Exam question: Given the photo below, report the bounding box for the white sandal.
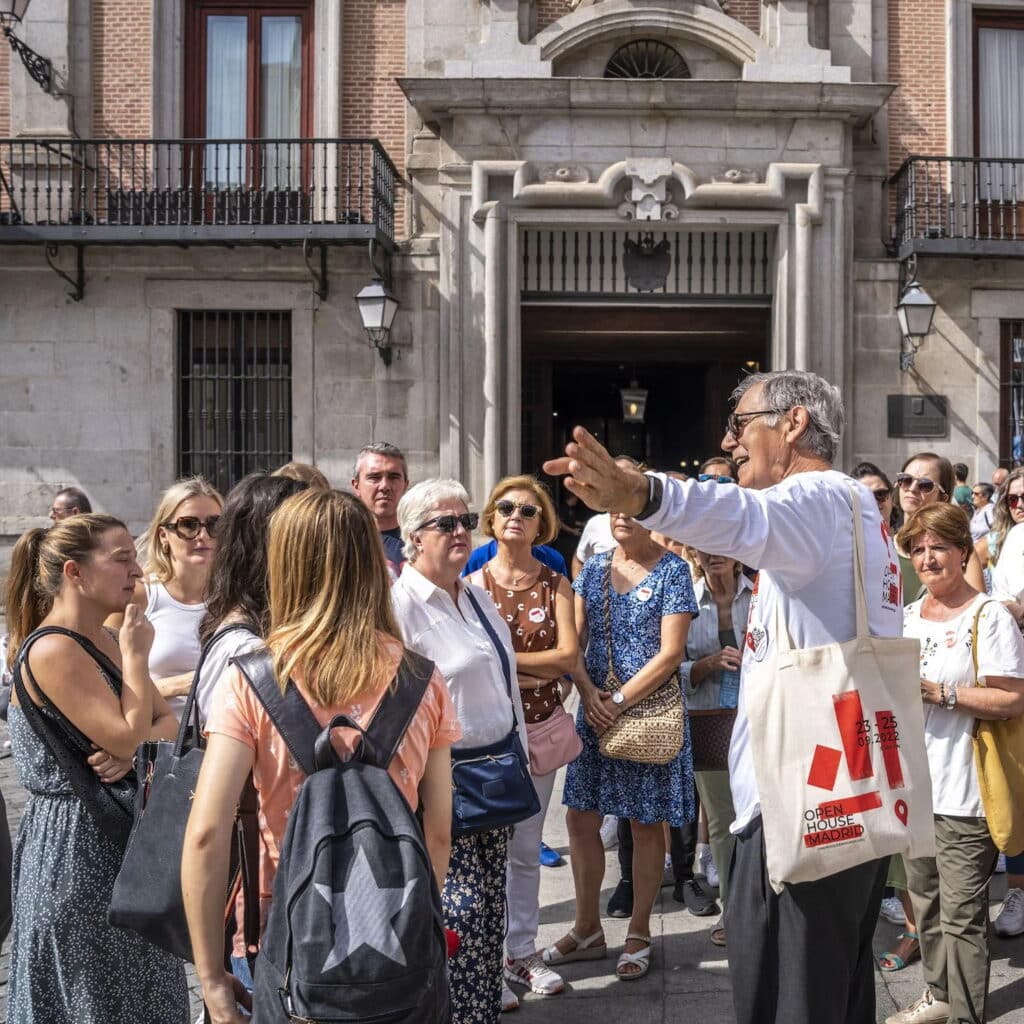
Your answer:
[615,933,651,981]
[542,928,607,965]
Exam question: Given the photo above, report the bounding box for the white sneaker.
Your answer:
[879,895,906,925]
[885,990,951,1024]
[501,980,520,1012]
[699,844,720,889]
[995,887,1024,937]
[505,954,565,995]
[995,852,1007,873]
[599,815,619,850]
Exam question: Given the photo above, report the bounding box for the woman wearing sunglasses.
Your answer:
[853,462,898,533]
[977,467,1024,578]
[392,479,529,1024]
[467,476,579,1007]
[895,453,986,600]
[125,477,223,718]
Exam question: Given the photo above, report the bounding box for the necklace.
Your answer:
[490,560,535,590]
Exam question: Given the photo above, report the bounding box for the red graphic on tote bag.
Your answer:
[802,690,907,849]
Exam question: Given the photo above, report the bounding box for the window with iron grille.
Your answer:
[178,310,293,493]
[1000,319,1024,467]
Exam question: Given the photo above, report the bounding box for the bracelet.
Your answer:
[939,682,946,707]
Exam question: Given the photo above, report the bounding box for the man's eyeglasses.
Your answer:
[725,409,782,440]
[495,500,539,519]
[162,515,220,540]
[698,474,735,485]
[894,474,945,497]
[416,512,479,534]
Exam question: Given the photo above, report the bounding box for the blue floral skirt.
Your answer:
[563,704,695,827]
[442,828,509,1024]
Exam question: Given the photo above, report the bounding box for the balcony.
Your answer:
[0,137,399,247]
[890,156,1024,259]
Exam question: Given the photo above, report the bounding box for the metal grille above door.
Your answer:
[178,310,292,493]
[520,228,773,302]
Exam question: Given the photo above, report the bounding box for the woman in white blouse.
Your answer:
[681,546,751,947]
[392,479,527,1024]
[889,503,1024,1024]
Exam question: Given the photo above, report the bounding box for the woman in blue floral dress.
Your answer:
[543,513,696,982]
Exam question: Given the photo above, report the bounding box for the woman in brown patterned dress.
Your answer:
[468,476,579,1010]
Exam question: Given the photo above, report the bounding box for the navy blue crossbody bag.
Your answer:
[450,589,540,836]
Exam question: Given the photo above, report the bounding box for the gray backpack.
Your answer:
[233,649,451,1024]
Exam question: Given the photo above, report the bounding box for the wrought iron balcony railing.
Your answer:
[890,156,1024,258]
[0,137,399,246]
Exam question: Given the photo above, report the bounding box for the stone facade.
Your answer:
[0,0,1022,552]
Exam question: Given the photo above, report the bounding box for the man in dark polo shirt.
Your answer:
[351,442,409,574]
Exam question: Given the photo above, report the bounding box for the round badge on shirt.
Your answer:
[528,607,546,623]
[636,586,653,603]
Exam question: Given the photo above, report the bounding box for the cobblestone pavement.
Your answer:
[1,717,1022,1023]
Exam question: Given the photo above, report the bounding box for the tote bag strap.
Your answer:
[768,481,872,653]
[845,482,871,640]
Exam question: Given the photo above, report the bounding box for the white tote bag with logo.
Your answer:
[744,485,935,893]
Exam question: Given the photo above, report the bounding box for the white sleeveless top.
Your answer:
[145,580,206,716]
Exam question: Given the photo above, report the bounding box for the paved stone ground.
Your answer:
[0,716,1022,1023]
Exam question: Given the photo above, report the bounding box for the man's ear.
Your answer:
[783,406,812,445]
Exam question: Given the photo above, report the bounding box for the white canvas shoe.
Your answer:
[885,990,951,1024]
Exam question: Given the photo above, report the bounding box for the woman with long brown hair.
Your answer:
[5,516,187,1024]
[182,490,459,1024]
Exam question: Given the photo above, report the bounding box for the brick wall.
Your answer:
[0,42,9,139]
[92,0,153,137]
[342,0,407,236]
[536,0,574,32]
[726,1,760,35]
[887,0,947,169]
[537,1,759,34]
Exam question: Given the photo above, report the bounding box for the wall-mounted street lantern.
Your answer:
[620,380,648,423]
[355,277,400,367]
[1,1,53,94]
[896,276,937,372]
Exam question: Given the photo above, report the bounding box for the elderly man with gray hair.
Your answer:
[545,369,901,1024]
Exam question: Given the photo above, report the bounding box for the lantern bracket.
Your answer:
[44,243,84,302]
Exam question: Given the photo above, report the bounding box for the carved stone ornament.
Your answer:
[621,157,675,221]
[538,163,591,184]
[711,168,761,184]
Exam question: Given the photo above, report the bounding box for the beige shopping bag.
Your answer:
[745,484,935,893]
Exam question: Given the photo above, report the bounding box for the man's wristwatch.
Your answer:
[635,473,664,521]
[611,691,626,706]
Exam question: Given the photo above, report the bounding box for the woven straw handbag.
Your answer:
[596,560,685,766]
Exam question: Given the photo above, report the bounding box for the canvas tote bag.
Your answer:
[745,483,934,893]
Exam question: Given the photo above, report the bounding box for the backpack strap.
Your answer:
[361,650,435,771]
[232,649,320,777]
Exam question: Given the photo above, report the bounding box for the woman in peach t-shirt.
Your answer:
[182,490,461,1024]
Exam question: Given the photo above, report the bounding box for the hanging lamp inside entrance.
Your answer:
[621,381,648,424]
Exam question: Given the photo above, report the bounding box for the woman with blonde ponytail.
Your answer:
[4,516,187,1024]
[183,490,460,1024]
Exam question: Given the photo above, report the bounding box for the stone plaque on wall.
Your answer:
[887,395,949,439]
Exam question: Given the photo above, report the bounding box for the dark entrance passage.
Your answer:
[522,304,771,478]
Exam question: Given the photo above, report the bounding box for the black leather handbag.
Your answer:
[108,624,259,964]
[450,590,540,837]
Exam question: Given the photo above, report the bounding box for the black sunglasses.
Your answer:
[162,515,220,539]
[895,473,944,496]
[698,474,735,484]
[871,487,892,502]
[417,512,479,534]
[495,499,539,519]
